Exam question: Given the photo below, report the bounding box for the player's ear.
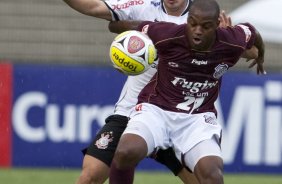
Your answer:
[216,19,220,27]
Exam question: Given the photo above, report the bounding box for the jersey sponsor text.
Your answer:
[112,0,144,10]
[171,77,218,93]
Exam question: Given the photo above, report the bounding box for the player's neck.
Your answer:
[163,1,188,17]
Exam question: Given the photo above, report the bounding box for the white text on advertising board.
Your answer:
[12,81,282,166]
[12,91,114,143]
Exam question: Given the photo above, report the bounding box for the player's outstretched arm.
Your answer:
[63,0,112,20]
[248,29,266,75]
[108,20,142,34]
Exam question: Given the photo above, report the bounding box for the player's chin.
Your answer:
[191,39,204,50]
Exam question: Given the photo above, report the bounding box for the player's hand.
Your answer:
[219,10,232,28]
[248,29,266,75]
[245,47,266,75]
[242,46,266,75]
[247,56,266,75]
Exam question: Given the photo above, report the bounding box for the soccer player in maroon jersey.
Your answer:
[111,0,265,183]
[64,0,258,183]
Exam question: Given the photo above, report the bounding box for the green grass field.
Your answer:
[1,168,282,184]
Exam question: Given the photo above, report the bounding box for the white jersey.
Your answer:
[105,0,192,116]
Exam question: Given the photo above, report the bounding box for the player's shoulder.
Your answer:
[157,22,185,38]
[216,23,255,48]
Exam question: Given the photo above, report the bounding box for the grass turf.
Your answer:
[1,168,282,184]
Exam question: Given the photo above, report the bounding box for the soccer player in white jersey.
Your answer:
[64,0,200,183]
[63,0,258,183]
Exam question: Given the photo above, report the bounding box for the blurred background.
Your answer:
[0,0,282,183]
[0,0,281,69]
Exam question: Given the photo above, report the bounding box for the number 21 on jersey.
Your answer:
[176,96,205,113]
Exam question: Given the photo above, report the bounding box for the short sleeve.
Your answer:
[235,23,256,49]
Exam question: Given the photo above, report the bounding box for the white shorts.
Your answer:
[184,137,222,171]
[123,103,222,170]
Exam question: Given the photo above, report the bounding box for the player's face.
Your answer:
[186,8,219,51]
[163,0,188,16]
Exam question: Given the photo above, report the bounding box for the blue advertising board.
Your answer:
[11,64,126,168]
[1,63,282,173]
[219,72,282,173]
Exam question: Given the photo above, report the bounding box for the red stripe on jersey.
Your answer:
[0,63,13,167]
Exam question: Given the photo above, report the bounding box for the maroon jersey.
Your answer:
[137,21,256,115]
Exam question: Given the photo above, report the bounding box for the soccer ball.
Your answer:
[109,30,157,76]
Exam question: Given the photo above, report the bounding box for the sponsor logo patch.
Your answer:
[151,1,161,7]
[191,59,208,65]
[112,0,144,10]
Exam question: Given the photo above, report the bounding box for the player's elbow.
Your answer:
[242,46,258,59]
[109,21,123,34]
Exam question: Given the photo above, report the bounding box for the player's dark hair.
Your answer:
[190,0,220,20]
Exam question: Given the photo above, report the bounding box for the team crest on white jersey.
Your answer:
[95,132,114,149]
[213,64,228,79]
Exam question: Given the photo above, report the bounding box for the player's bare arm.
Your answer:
[108,20,143,34]
[109,10,232,34]
[248,29,265,74]
[241,46,258,59]
[63,0,112,20]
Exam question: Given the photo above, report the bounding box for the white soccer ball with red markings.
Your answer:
[109,30,157,76]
